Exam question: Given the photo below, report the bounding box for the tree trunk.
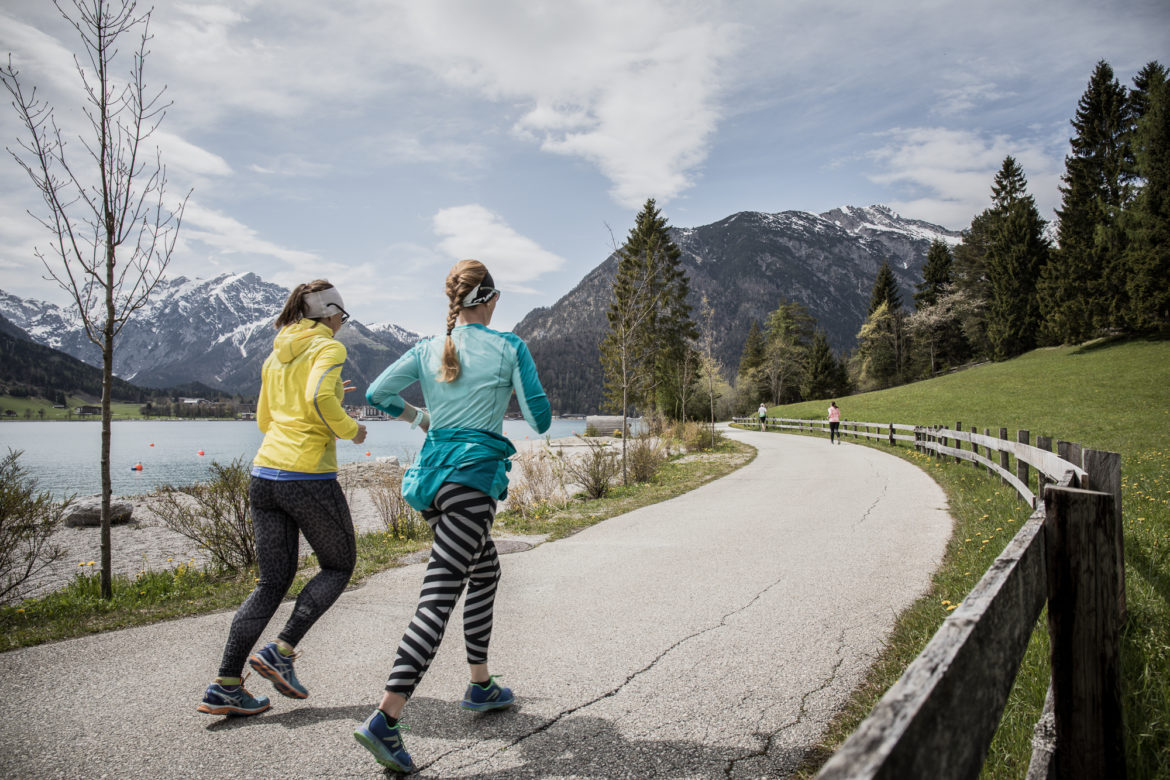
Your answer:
[100,250,115,600]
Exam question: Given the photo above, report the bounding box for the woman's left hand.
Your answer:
[342,380,357,394]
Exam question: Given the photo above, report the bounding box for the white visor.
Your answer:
[302,287,346,319]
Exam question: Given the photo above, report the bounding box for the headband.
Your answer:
[302,287,346,319]
[461,270,498,307]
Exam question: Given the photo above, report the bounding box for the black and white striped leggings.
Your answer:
[386,483,501,699]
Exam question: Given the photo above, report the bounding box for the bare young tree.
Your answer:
[698,295,720,444]
[2,0,189,598]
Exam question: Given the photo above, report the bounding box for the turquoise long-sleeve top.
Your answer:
[366,323,551,510]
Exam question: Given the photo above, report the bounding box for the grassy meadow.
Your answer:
[769,337,1169,778]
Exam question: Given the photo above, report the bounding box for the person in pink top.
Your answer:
[828,401,841,444]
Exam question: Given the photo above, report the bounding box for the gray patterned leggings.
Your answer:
[385,483,501,699]
[216,477,356,678]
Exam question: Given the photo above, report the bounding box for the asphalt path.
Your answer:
[0,426,952,779]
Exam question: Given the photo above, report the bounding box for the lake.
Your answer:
[0,418,586,499]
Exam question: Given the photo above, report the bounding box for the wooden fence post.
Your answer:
[1000,428,1011,487]
[1083,449,1126,623]
[1044,485,1125,780]
[889,423,895,447]
[1037,436,1053,494]
[1017,430,1030,496]
[955,420,963,463]
[1058,442,1083,484]
[971,426,978,468]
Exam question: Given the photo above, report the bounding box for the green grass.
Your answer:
[764,337,1169,779]
[0,531,432,652]
[0,394,167,421]
[0,438,754,653]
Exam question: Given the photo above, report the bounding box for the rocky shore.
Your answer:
[18,436,605,601]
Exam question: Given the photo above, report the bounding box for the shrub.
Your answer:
[563,436,621,499]
[508,447,569,519]
[626,436,667,483]
[151,457,255,573]
[583,422,600,437]
[680,421,724,452]
[0,449,70,605]
[369,467,428,540]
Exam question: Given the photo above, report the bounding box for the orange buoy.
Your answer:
[133,463,143,471]
[365,451,371,456]
[197,450,205,456]
[149,443,155,447]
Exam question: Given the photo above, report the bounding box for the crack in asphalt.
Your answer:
[429,570,797,774]
[723,629,848,778]
[854,469,889,526]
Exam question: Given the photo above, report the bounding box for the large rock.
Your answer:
[63,497,134,528]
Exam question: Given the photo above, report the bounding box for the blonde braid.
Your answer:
[437,260,486,382]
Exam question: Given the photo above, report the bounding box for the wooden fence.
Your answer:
[731,416,1125,778]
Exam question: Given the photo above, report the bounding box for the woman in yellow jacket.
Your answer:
[197,280,367,717]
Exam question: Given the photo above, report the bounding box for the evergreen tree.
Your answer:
[915,239,954,309]
[911,238,969,373]
[735,319,768,406]
[985,157,1049,359]
[758,300,814,404]
[868,261,903,316]
[1124,62,1170,332]
[952,210,994,358]
[1040,60,1133,342]
[601,199,697,422]
[854,301,907,390]
[802,329,847,401]
[737,320,765,376]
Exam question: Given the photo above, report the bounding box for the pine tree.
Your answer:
[952,210,995,358]
[985,157,1049,359]
[915,240,954,309]
[868,261,903,316]
[1040,60,1133,342]
[802,329,846,401]
[736,319,768,405]
[758,300,814,404]
[601,199,697,422]
[1124,62,1170,332]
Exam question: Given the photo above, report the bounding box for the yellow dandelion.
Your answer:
[17,608,25,614]
[947,604,958,611]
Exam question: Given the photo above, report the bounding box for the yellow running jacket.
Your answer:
[253,319,359,474]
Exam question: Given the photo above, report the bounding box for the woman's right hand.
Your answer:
[353,424,368,445]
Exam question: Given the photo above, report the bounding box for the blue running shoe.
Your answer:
[196,677,271,717]
[460,677,515,712]
[248,642,308,699]
[354,710,414,773]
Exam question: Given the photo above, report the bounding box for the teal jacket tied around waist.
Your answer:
[366,323,551,511]
[400,428,517,511]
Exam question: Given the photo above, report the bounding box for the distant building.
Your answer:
[76,405,101,416]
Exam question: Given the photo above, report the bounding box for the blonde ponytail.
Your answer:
[437,260,488,382]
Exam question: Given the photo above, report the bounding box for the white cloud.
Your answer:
[432,205,566,285]
[863,127,1065,229]
[178,200,318,264]
[374,1,743,208]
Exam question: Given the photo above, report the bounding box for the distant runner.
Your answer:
[828,401,841,444]
[758,402,768,431]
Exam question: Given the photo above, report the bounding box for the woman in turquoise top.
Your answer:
[355,259,550,773]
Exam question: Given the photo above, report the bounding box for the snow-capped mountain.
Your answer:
[0,273,421,397]
[515,205,961,413]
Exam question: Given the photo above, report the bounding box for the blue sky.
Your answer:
[1,0,1167,335]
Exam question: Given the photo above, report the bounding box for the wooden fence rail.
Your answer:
[730,416,1125,778]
